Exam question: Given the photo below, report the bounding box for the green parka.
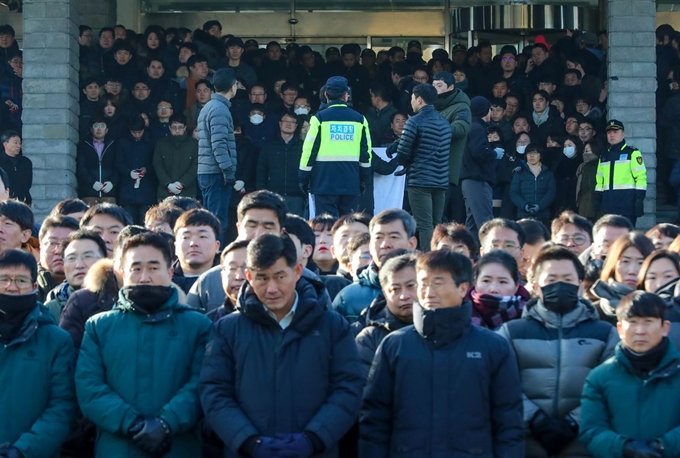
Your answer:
[433,88,471,185]
[0,304,77,458]
[75,287,212,457]
[152,134,199,201]
[580,340,680,457]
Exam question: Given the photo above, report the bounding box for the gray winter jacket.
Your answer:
[197,93,237,179]
[498,298,619,457]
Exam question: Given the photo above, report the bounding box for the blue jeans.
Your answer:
[198,173,232,244]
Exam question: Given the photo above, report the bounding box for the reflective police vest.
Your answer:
[299,101,372,196]
[594,142,647,214]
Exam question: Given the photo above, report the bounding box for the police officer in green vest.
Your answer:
[299,76,372,217]
[592,120,647,226]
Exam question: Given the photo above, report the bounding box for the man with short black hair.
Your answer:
[361,249,524,456]
[45,230,107,320]
[37,216,80,302]
[580,291,680,457]
[80,203,133,258]
[366,84,398,143]
[300,76,372,218]
[584,214,634,263]
[332,208,417,322]
[395,83,452,249]
[197,68,239,244]
[184,78,213,130]
[0,200,34,256]
[355,253,417,380]
[224,36,257,89]
[200,234,363,457]
[0,249,77,458]
[76,232,211,457]
[144,204,182,235]
[479,218,526,266]
[184,54,210,110]
[551,211,594,257]
[499,244,618,457]
[173,208,221,293]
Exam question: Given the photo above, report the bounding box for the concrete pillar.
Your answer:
[117,0,140,33]
[22,0,80,219]
[74,0,116,32]
[607,0,657,229]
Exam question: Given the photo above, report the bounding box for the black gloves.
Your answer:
[623,440,664,458]
[223,168,235,186]
[635,198,644,218]
[128,417,172,456]
[530,411,577,456]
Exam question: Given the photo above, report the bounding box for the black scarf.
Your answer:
[622,337,669,379]
[0,292,37,343]
[123,285,174,315]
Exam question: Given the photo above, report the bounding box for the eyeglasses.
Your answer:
[557,235,589,246]
[576,102,589,107]
[0,275,32,289]
[293,104,309,109]
[92,123,107,129]
[169,125,185,132]
[157,106,172,110]
[501,57,516,62]
[106,83,122,88]
[42,240,65,250]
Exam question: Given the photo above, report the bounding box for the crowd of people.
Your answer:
[1,16,680,458]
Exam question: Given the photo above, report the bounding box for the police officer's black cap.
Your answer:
[606,119,625,131]
[407,40,422,50]
[326,46,340,56]
[451,44,467,54]
[226,36,244,48]
[325,76,349,94]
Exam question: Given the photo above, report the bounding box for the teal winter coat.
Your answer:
[0,304,77,458]
[75,288,212,457]
[580,340,680,457]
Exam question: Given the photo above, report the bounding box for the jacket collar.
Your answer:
[114,286,181,322]
[615,340,680,380]
[238,276,326,333]
[211,93,232,107]
[434,88,467,110]
[413,301,471,347]
[364,293,411,331]
[592,279,634,317]
[357,261,381,288]
[4,304,53,347]
[524,297,599,328]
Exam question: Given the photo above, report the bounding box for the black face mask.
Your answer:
[541,282,580,315]
[124,285,174,314]
[0,292,37,342]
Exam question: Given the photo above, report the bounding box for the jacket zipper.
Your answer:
[608,147,616,192]
[553,315,563,416]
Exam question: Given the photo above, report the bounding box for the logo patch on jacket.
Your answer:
[637,156,643,165]
[330,124,355,141]
[619,154,628,161]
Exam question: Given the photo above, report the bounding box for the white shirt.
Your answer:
[264,292,299,330]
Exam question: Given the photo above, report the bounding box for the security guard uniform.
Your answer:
[299,76,372,217]
[593,120,647,223]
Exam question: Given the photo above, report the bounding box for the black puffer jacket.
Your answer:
[395,104,452,189]
[510,163,556,220]
[256,134,304,197]
[354,295,411,381]
[460,118,498,184]
[360,302,525,457]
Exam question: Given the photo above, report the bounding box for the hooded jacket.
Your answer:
[434,88,472,185]
[153,134,199,201]
[76,287,212,457]
[360,302,525,457]
[0,304,77,458]
[354,294,411,381]
[395,104,452,189]
[59,259,119,351]
[332,262,382,323]
[498,298,619,457]
[199,276,363,457]
[580,341,680,457]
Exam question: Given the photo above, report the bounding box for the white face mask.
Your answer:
[294,107,309,115]
[516,145,527,154]
[563,146,576,158]
[250,114,264,125]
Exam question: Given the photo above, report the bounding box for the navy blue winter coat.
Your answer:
[510,163,556,220]
[395,104,452,189]
[199,276,363,457]
[360,302,525,457]
[460,118,498,185]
